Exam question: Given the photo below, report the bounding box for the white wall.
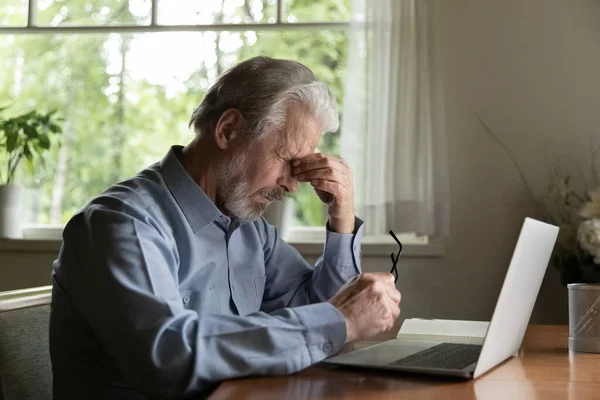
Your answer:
[433,0,600,323]
[0,250,55,290]
[2,0,600,324]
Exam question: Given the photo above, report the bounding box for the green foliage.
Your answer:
[0,107,62,185]
[0,0,350,225]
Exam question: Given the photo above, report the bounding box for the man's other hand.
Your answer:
[328,272,401,343]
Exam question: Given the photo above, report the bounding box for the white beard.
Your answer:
[217,149,282,222]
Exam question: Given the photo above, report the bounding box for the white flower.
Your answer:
[577,219,600,264]
[580,188,600,219]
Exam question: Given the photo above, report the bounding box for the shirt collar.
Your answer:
[160,145,223,233]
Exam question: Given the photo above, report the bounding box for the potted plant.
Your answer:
[539,170,600,354]
[478,117,600,352]
[0,107,62,238]
[477,116,600,284]
[547,181,600,285]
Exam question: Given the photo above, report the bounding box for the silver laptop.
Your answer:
[323,217,559,379]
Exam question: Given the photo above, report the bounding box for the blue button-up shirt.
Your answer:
[50,146,364,399]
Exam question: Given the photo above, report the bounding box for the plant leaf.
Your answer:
[24,156,35,175]
[23,144,33,160]
[6,129,18,152]
[49,123,63,134]
[19,110,36,121]
[38,154,46,170]
[32,143,44,154]
[38,134,51,149]
[24,124,38,138]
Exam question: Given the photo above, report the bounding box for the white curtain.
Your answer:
[340,0,450,236]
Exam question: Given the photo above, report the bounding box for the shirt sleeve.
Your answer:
[259,217,364,313]
[55,205,347,399]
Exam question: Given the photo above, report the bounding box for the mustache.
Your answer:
[258,187,284,201]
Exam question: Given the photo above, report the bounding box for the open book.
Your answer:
[398,319,490,345]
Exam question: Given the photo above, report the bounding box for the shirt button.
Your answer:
[323,342,332,352]
[182,296,191,304]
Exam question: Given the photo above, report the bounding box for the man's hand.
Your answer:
[328,273,401,343]
[292,153,355,233]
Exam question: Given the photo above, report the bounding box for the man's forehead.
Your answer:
[278,130,321,158]
[280,108,323,157]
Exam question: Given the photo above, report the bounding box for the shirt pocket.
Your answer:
[232,275,266,315]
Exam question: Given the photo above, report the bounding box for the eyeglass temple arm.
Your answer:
[389,230,401,246]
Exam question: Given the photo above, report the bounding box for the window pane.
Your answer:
[35,0,152,26]
[0,0,28,26]
[283,0,350,23]
[1,28,347,227]
[157,0,276,25]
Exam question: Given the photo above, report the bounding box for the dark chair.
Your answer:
[0,286,52,400]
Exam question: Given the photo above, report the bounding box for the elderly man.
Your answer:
[49,56,401,399]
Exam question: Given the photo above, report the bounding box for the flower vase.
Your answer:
[568,283,600,353]
[0,184,24,239]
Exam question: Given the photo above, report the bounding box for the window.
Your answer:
[0,0,350,231]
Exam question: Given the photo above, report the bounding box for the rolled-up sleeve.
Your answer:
[56,205,347,398]
[260,217,364,311]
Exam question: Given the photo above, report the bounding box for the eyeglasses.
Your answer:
[389,230,403,283]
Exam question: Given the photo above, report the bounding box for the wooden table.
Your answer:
[209,325,600,399]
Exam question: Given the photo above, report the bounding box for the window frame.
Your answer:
[5,0,351,238]
[6,1,433,246]
[0,2,442,251]
[0,0,350,33]
[12,224,442,259]
[22,224,431,246]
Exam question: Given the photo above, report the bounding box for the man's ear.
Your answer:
[214,108,244,150]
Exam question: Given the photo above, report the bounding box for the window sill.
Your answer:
[289,237,445,258]
[0,236,445,258]
[0,224,445,258]
[0,238,63,253]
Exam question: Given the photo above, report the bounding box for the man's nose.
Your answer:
[286,176,299,193]
[278,166,299,193]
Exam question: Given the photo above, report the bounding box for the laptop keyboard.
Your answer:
[389,343,482,370]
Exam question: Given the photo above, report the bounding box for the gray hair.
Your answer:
[189,56,339,143]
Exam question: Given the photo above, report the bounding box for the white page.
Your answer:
[398,319,489,344]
